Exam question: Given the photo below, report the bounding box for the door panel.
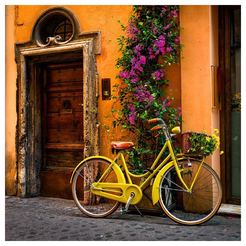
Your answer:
[40,61,84,199]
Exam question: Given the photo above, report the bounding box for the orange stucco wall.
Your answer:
[6,6,17,195]
[180,5,212,132]
[180,5,220,173]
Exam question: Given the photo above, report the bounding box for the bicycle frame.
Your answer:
[86,138,205,206]
[113,139,204,190]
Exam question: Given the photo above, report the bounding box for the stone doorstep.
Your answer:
[218,203,241,216]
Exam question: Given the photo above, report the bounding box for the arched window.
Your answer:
[32,8,79,46]
[53,18,73,42]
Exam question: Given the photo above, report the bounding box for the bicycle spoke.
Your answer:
[162,176,187,192]
[75,170,85,180]
[162,187,188,192]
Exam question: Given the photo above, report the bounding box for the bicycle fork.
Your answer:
[175,157,205,193]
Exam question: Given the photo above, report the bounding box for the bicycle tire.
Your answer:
[159,159,222,225]
[71,157,120,218]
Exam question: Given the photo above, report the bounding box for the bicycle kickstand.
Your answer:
[133,205,143,217]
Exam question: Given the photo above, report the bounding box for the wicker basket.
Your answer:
[182,132,209,156]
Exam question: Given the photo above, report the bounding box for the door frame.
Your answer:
[15,35,100,197]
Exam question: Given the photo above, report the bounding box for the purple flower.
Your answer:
[174,36,180,44]
[158,35,166,41]
[170,10,178,18]
[130,55,146,75]
[164,24,172,31]
[119,70,130,79]
[133,62,143,72]
[126,21,140,43]
[129,69,137,77]
[128,104,136,125]
[135,86,154,102]
[162,6,168,13]
[152,69,164,81]
[148,47,156,60]
[129,104,135,112]
[166,47,172,53]
[131,77,140,83]
[127,22,140,36]
[139,56,146,65]
[129,114,136,125]
[134,44,144,55]
[129,68,140,83]
[153,35,166,55]
[163,98,172,108]
[131,57,137,64]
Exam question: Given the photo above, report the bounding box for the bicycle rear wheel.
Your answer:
[159,159,222,225]
[71,158,120,218]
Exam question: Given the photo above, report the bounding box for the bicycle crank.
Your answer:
[121,192,135,214]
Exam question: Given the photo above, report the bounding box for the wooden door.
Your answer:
[40,61,84,199]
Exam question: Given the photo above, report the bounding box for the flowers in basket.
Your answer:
[182,129,220,156]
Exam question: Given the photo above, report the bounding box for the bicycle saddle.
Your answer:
[111,141,134,150]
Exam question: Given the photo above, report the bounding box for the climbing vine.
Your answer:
[114,6,182,172]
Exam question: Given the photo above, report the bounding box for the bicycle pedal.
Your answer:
[120,207,127,215]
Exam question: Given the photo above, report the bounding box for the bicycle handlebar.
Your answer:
[147,118,165,125]
[148,118,170,139]
[150,125,162,132]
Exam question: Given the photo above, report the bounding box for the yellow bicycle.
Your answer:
[70,118,222,225]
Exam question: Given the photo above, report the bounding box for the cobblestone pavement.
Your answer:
[5,196,241,241]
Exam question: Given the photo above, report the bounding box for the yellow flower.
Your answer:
[212,134,220,149]
[214,129,219,135]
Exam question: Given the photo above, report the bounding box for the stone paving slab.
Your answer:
[5,196,241,241]
[218,204,241,215]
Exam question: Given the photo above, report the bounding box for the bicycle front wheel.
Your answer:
[71,158,120,218]
[159,159,222,225]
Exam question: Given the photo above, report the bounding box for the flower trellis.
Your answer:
[114,6,182,172]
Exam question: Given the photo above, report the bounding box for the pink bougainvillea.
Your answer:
[115,6,182,171]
